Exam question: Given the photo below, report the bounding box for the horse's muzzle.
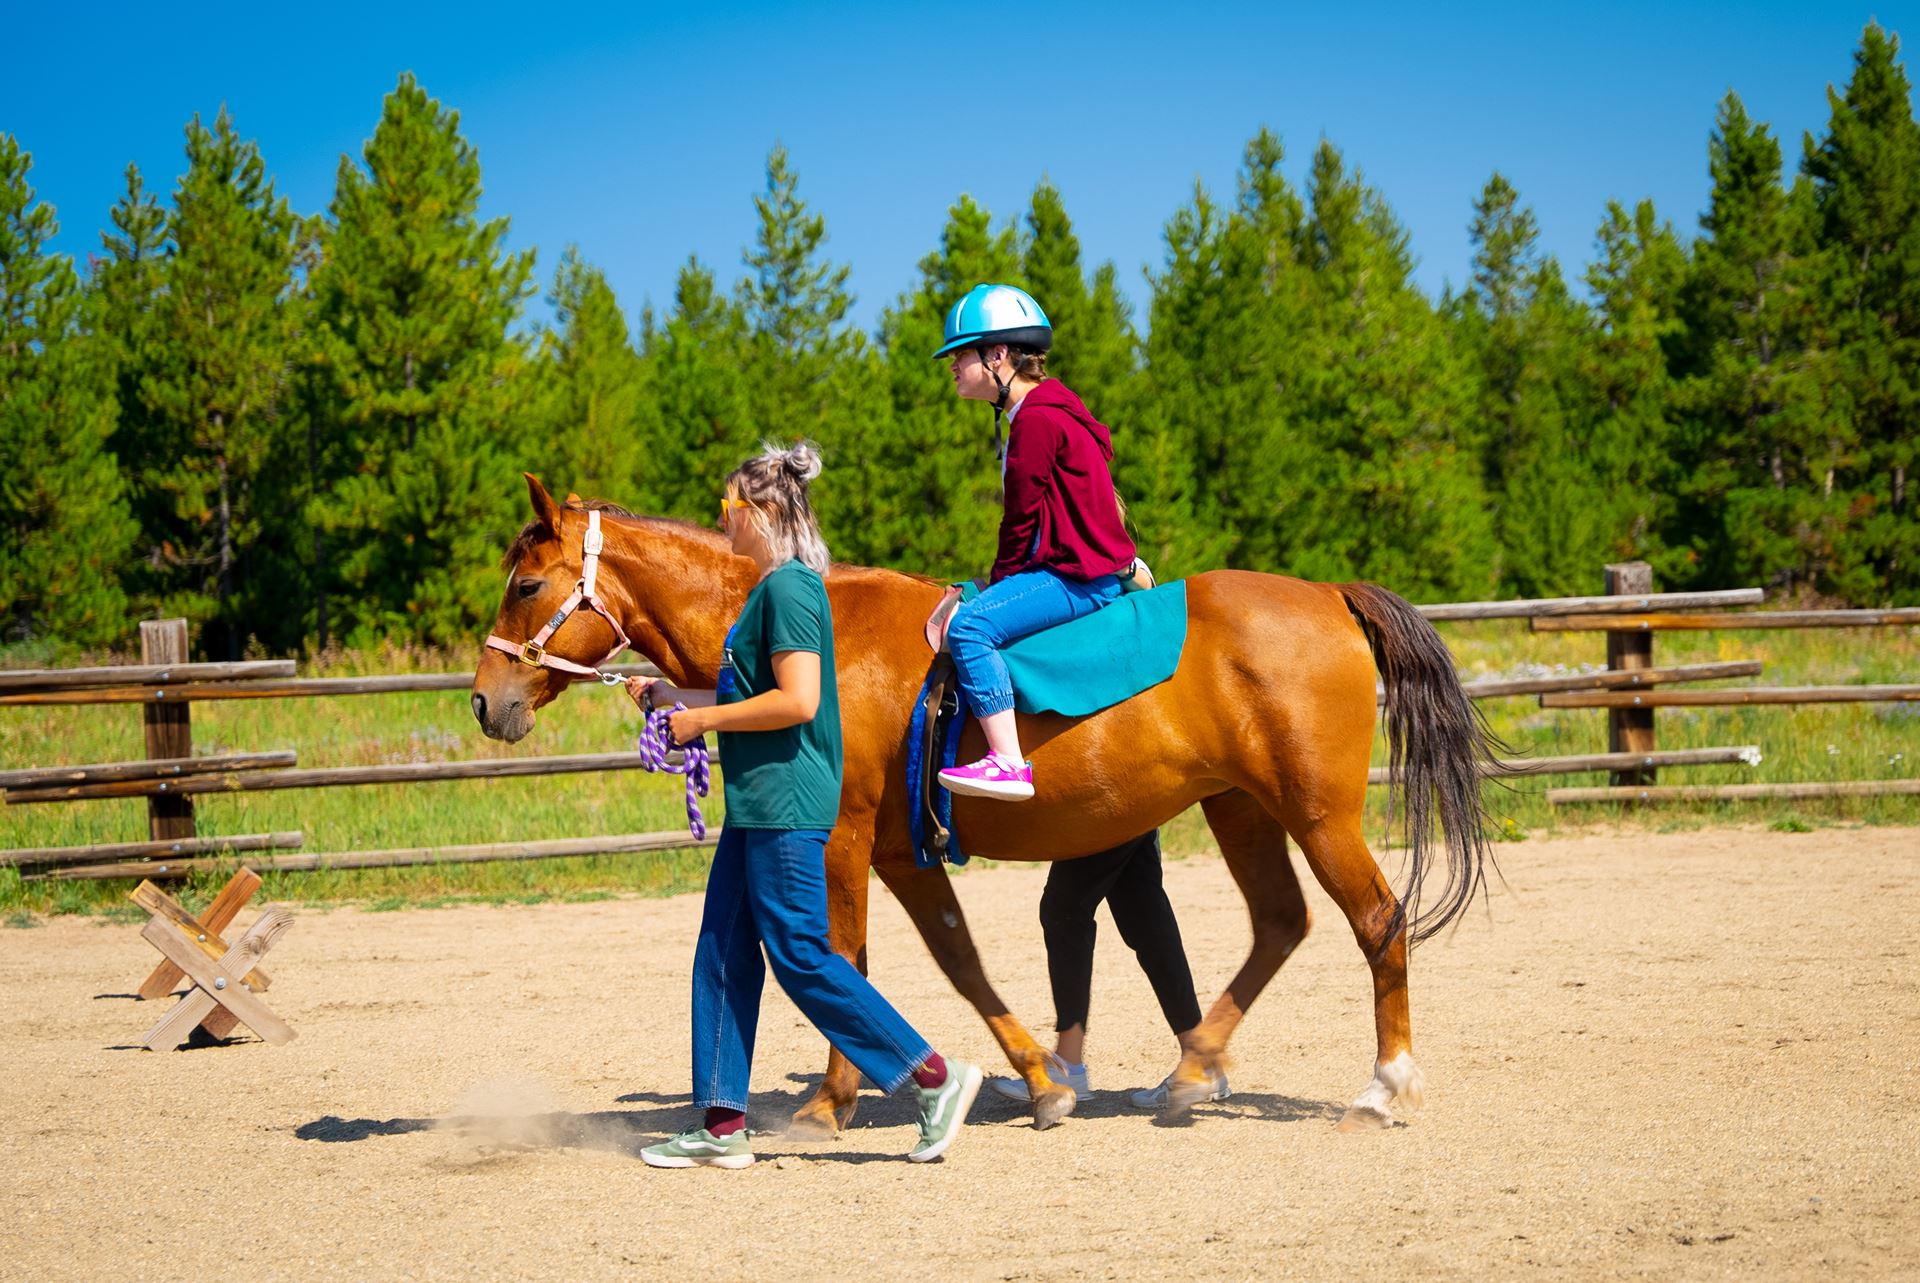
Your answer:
[471,689,533,743]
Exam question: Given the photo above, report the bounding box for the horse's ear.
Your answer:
[564,492,583,507]
[525,474,562,532]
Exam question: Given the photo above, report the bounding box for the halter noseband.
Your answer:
[484,509,632,686]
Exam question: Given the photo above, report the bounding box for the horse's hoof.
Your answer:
[1032,1086,1076,1130]
[1335,1103,1396,1133]
[1160,1076,1210,1119]
[783,1108,842,1141]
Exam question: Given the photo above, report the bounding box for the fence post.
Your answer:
[1604,563,1656,786]
[139,619,196,841]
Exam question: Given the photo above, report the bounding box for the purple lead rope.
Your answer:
[637,704,711,840]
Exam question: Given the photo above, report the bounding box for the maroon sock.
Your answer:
[703,1107,746,1137]
[911,1051,948,1090]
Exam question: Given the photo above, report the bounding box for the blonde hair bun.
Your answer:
[778,441,823,483]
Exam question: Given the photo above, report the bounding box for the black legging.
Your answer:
[1039,830,1203,1036]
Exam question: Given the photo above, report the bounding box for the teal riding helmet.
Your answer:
[932,283,1052,360]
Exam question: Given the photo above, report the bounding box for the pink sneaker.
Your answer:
[938,752,1035,801]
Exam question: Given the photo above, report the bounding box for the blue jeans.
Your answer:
[947,568,1123,717]
[692,825,934,1110]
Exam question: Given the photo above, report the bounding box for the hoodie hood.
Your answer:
[1019,379,1113,459]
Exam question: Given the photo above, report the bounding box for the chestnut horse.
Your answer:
[472,477,1499,1134]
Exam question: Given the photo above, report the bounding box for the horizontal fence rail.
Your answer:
[3,751,672,805]
[1542,685,1920,708]
[0,660,295,693]
[27,830,717,882]
[1427,661,1765,703]
[1364,746,1758,785]
[1534,608,1920,633]
[1,832,305,870]
[0,751,295,791]
[1418,588,1764,620]
[1550,780,1920,805]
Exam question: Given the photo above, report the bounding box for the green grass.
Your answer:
[1,623,1914,919]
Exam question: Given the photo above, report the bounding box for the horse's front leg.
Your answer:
[873,855,1074,1129]
[785,829,872,1140]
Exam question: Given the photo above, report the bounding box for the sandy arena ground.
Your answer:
[3,825,1917,1281]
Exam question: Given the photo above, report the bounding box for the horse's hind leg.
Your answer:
[1279,807,1425,1132]
[1165,790,1311,1114]
[872,857,1074,1129]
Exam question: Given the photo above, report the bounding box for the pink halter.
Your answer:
[484,509,632,685]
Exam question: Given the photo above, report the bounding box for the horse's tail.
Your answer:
[1339,582,1505,949]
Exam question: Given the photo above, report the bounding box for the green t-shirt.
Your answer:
[715,560,843,830]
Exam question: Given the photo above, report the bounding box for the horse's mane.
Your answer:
[501,499,945,590]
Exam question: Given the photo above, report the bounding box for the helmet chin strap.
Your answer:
[979,343,1013,460]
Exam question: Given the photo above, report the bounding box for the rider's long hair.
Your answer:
[727,441,831,577]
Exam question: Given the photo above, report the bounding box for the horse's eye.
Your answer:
[516,579,543,600]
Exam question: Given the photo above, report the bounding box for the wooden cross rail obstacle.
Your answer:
[129,869,294,1048]
[137,907,294,1050]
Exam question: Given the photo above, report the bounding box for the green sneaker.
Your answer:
[641,1126,754,1169]
[908,1060,983,1163]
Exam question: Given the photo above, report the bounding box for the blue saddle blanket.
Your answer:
[906,580,1188,867]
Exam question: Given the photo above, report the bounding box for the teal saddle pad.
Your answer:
[906,578,1189,867]
[986,578,1188,716]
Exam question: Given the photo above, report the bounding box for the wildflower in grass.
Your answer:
[1738,747,1764,766]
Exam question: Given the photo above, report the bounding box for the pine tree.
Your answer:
[1583,199,1689,576]
[1133,130,1310,577]
[1802,23,1920,601]
[0,135,137,650]
[733,146,876,549]
[308,73,536,645]
[1290,141,1494,598]
[1458,172,1599,595]
[528,246,651,505]
[643,256,752,521]
[1680,92,1837,595]
[90,163,172,614]
[860,196,1022,576]
[1019,180,1138,413]
[138,108,301,656]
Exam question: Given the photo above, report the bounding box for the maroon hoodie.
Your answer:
[991,380,1138,584]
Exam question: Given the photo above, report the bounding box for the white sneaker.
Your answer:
[988,1053,1089,1102]
[1128,1067,1230,1110]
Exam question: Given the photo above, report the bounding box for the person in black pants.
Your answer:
[988,830,1231,1110]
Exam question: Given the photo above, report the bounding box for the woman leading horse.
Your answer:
[471,470,1499,1135]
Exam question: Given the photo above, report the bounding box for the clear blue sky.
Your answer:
[7,2,1915,334]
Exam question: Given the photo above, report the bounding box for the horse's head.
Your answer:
[471,474,630,742]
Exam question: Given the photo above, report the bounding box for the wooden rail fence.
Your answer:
[1,566,1913,880]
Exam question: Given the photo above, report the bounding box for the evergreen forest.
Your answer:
[3,25,1917,659]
